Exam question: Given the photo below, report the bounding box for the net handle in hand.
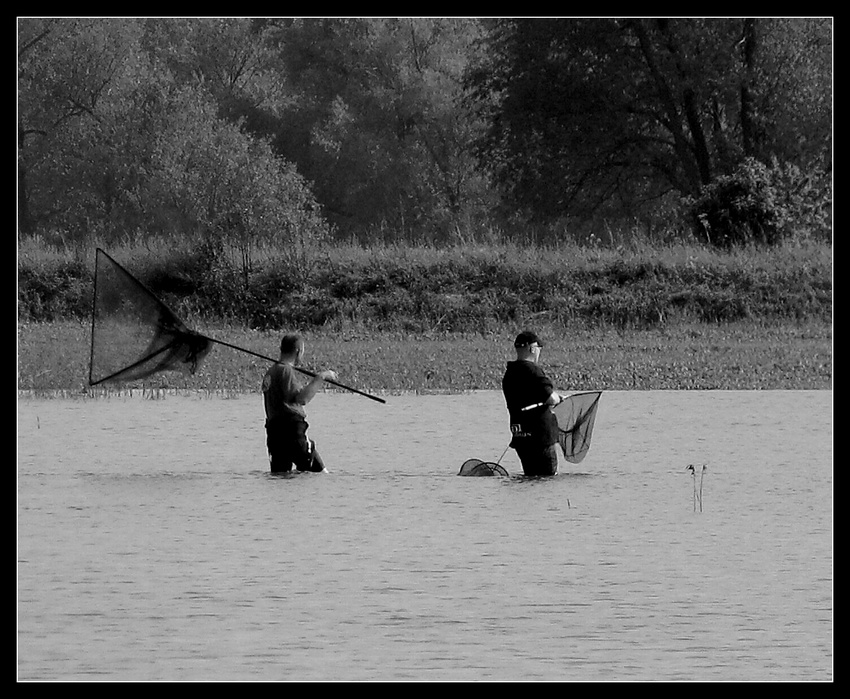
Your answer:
[207,337,386,404]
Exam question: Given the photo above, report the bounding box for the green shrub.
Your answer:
[17,258,91,322]
[687,157,831,248]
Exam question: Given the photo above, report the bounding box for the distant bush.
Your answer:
[687,158,832,248]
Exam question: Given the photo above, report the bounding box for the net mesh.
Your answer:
[553,391,602,463]
[458,459,510,477]
[89,248,211,386]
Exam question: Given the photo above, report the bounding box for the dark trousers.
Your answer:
[266,420,325,473]
[269,441,325,472]
[514,442,559,477]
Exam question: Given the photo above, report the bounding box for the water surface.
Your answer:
[18,390,832,681]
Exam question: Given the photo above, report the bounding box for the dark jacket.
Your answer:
[501,360,559,448]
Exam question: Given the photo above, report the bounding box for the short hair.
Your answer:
[280,333,304,356]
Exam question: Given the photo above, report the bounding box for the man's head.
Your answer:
[279,333,305,363]
[514,330,543,363]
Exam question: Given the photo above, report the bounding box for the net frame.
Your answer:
[458,458,510,477]
[552,390,602,463]
[89,248,211,386]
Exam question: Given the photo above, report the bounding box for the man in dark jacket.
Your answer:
[501,331,564,476]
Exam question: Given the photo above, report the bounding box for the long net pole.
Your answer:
[206,337,386,404]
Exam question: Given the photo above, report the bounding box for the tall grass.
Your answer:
[18,233,832,333]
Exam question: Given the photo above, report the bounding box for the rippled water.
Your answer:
[17,390,832,681]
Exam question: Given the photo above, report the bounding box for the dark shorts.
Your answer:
[266,420,325,473]
[514,442,559,477]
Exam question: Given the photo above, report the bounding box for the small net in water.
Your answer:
[458,459,510,477]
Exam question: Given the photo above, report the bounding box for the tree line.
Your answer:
[18,17,832,251]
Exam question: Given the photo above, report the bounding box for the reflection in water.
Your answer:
[18,391,832,681]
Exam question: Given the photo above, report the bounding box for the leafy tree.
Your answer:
[148,86,327,274]
[466,18,832,242]
[18,17,328,262]
[141,18,289,128]
[18,18,148,240]
[260,18,494,241]
[740,18,831,169]
[20,17,829,250]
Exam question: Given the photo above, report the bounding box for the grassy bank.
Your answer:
[17,318,831,395]
[17,238,832,394]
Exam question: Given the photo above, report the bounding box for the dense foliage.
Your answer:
[18,239,832,333]
[18,18,831,252]
[466,18,832,241]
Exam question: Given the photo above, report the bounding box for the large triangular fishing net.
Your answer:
[89,248,211,386]
[88,249,386,403]
[553,391,602,463]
